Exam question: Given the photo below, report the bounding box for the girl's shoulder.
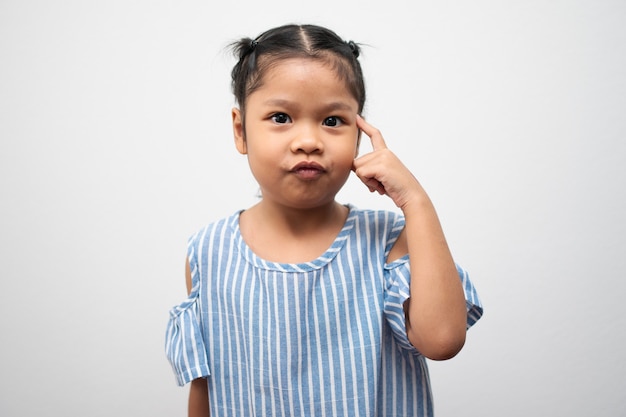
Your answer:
[346,206,406,254]
[348,205,405,229]
[187,210,242,246]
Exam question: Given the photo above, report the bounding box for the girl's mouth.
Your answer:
[290,161,325,180]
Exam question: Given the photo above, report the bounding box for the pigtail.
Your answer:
[346,40,360,58]
[231,37,258,61]
[230,37,259,107]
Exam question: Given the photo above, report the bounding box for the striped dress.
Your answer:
[165,206,483,416]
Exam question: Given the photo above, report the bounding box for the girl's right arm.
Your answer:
[188,378,209,417]
[185,258,210,417]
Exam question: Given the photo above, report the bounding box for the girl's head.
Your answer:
[230,24,366,116]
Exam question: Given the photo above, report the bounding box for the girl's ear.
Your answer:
[232,108,247,154]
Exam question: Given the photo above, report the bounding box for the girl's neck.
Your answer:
[238,201,350,263]
[252,200,347,231]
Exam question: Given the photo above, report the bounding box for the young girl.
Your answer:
[165,23,483,417]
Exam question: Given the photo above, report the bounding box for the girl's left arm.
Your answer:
[352,116,467,360]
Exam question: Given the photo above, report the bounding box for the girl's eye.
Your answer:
[271,113,291,124]
[323,116,343,127]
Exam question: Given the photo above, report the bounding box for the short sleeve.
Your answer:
[383,256,417,352]
[456,264,484,328]
[383,259,484,353]
[164,237,210,386]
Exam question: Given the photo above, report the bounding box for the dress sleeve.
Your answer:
[383,260,484,351]
[383,218,484,353]
[164,237,211,386]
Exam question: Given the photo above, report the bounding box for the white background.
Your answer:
[1,1,625,416]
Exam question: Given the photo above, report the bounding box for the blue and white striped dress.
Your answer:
[165,206,483,416]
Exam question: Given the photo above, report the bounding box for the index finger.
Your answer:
[357,115,387,151]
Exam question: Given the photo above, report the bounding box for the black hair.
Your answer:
[229,24,366,114]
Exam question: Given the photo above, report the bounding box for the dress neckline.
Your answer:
[231,204,357,272]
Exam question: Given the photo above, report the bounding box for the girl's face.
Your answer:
[232,58,360,210]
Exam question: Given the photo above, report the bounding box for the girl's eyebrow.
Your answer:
[324,102,355,112]
[262,98,295,108]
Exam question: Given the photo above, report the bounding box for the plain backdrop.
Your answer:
[1,1,625,416]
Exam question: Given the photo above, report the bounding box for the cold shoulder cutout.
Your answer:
[165,235,210,386]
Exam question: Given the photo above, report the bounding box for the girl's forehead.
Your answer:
[256,60,353,98]
[260,58,353,96]
[245,55,362,111]
[263,57,341,79]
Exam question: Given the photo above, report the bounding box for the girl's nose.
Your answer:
[290,125,323,154]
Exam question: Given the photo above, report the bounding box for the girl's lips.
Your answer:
[290,161,325,180]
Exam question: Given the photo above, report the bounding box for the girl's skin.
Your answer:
[187,57,467,416]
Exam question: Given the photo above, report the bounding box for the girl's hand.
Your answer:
[352,115,426,210]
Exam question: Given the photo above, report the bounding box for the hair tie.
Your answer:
[347,40,359,58]
[250,40,258,51]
